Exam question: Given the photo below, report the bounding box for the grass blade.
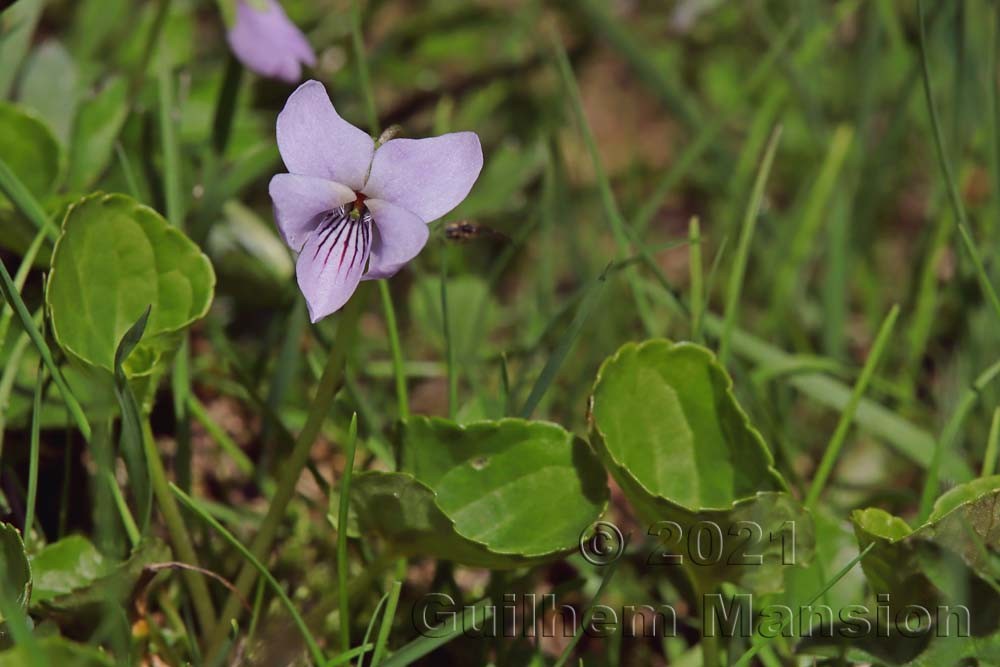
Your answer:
[916,0,1000,324]
[371,580,403,666]
[24,356,44,547]
[552,548,627,667]
[576,0,701,129]
[171,483,327,667]
[519,266,608,418]
[378,281,410,420]
[0,226,47,345]
[0,156,57,240]
[688,217,704,343]
[701,312,969,479]
[0,257,90,441]
[187,394,254,476]
[379,599,495,667]
[552,34,658,336]
[805,304,900,508]
[919,358,1000,521]
[732,542,875,667]
[112,307,153,533]
[142,417,218,635]
[770,124,854,320]
[440,251,457,419]
[984,408,1000,477]
[206,284,369,661]
[335,413,360,653]
[719,125,783,365]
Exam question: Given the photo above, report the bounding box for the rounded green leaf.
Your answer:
[928,474,1000,523]
[852,507,913,542]
[590,340,786,510]
[28,537,169,637]
[46,193,215,374]
[0,522,31,618]
[589,340,812,593]
[0,102,62,204]
[350,472,521,569]
[29,536,111,606]
[351,417,608,568]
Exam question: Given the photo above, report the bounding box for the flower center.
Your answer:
[350,192,367,220]
[312,203,373,271]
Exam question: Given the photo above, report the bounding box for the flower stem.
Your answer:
[141,418,217,635]
[378,280,409,421]
[440,250,457,419]
[205,285,370,662]
[351,0,379,135]
[351,0,410,425]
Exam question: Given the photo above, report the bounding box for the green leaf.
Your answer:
[591,340,786,507]
[0,523,30,619]
[588,339,814,592]
[66,77,129,191]
[928,475,1000,523]
[0,102,62,205]
[69,0,130,58]
[30,537,169,617]
[351,417,608,568]
[852,477,1000,611]
[28,536,112,606]
[18,40,79,143]
[112,308,152,533]
[0,0,44,99]
[0,638,114,667]
[46,193,215,376]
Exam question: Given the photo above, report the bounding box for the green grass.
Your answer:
[3,1,1000,665]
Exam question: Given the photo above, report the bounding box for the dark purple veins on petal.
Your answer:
[310,204,373,273]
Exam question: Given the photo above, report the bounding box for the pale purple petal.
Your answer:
[296,213,372,322]
[268,174,355,251]
[363,199,429,280]
[276,80,375,190]
[362,132,483,223]
[226,0,317,83]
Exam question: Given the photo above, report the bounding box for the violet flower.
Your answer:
[269,81,484,322]
[226,0,316,83]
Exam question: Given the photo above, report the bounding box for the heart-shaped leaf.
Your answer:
[350,417,608,568]
[0,102,62,205]
[588,340,814,593]
[0,523,30,619]
[46,193,215,377]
